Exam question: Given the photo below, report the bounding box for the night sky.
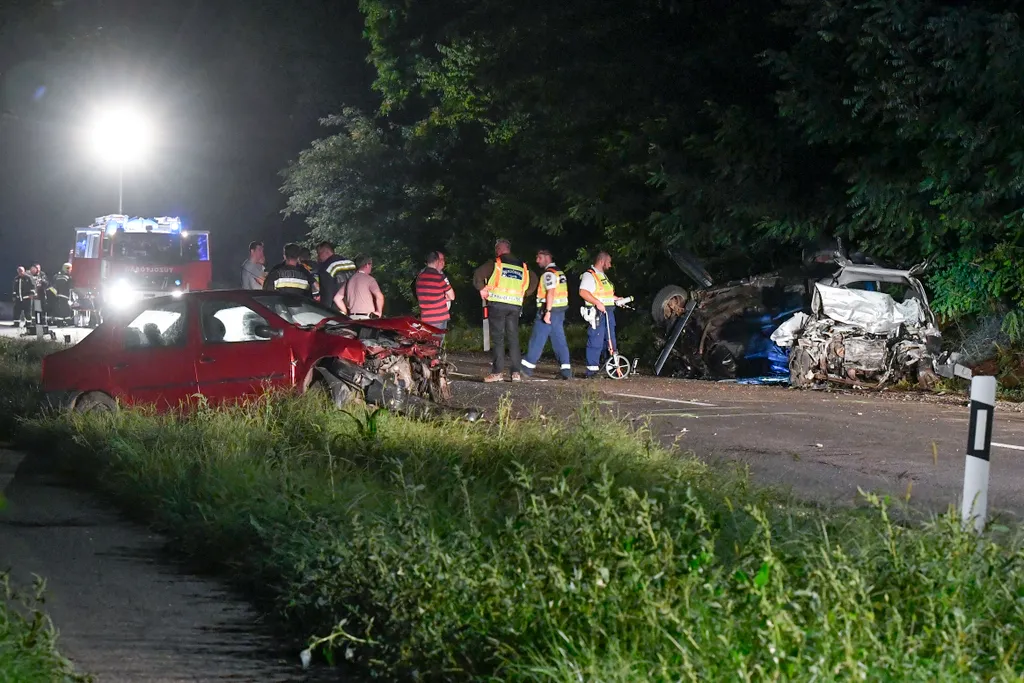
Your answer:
[0,0,373,285]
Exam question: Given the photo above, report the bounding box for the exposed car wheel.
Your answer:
[311,370,358,409]
[651,285,689,328]
[917,367,939,391]
[789,347,815,388]
[74,391,117,413]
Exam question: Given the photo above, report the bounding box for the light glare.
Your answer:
[88,106,155,162]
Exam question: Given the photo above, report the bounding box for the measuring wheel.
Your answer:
[605,353,632,380]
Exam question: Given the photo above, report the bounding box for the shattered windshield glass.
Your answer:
[254,295,339,327]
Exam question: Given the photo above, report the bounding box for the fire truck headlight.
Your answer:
[105,280,140,309]
[171,290,183,298]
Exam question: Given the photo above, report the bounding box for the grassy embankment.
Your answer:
[5,338,1024,679]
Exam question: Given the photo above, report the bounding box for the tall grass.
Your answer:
[18,391,1024,681]
[0,338,61,437]
[0,573,88,682]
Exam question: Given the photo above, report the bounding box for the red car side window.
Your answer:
[123,301,188,350]
[200,301,271,344]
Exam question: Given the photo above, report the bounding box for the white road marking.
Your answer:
[992,442,1024,452]
[610,392,717,408]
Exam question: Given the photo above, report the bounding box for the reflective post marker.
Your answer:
[33,299,42,341]
[962,375,996,533]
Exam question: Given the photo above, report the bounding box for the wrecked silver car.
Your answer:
[652,251,963,388]
[773,262,943,389]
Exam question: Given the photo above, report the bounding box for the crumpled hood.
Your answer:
[812,283,925,335]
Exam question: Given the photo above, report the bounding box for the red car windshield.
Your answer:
[254,294,339,327]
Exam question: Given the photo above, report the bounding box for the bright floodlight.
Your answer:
[88,106,154,161]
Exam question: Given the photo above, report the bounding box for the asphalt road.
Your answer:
[0,449,334,682]
[449,352,1024,520]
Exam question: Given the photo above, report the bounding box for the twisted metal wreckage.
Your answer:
[651,249,971,389]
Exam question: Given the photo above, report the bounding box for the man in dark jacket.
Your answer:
[263,243,317,298]
[12,267,33,327]
[52,263,73,324]
[316,241,356,312]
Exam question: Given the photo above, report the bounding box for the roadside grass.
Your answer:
[0,338,62,437]
[0,573,88,683]
[14,386,1024,680]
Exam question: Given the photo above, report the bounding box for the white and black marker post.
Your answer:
[961,375,996,533]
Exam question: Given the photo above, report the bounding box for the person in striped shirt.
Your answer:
[415,251,455,330]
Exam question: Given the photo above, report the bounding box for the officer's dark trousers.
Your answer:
[13,299,30,325]
[488,302,522,373]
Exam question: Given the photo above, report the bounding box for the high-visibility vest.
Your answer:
[485,257,529,306]
[583,268,616,307]
[536,265,569,308]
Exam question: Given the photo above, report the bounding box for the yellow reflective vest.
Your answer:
[583,268,616,307]
[536,265,569,308]
[485,257,530,306]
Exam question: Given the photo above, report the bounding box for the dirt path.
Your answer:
[0,449,334,683]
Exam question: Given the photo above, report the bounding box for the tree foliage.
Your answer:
[283,0,1024,324]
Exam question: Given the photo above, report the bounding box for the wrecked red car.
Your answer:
[42,290,453,413]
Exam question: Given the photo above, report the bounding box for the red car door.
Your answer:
[194,298,294,404]
[108,298,198,409]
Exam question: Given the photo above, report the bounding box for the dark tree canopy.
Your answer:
[282,0,1024,326]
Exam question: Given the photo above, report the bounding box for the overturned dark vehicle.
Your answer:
[652,249,962,389]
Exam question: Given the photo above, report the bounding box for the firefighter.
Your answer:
[12,266,33,327]
[474,238,533,383]
[316,241,356,312]
[579,251,628,378]
[263,243,317,297]
[294,246,320,301]
[52,263,73,325]
[520,249,572,380]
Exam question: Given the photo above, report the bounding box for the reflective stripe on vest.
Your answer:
[536,266,569,308]
[584,268,616,306]
[486,257,529,306]
[275,277,311,291]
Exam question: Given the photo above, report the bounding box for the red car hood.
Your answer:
[331,316,442,343]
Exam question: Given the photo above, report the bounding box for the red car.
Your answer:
[42,290,452,413]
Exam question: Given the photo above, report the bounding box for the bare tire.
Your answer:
[651,285,689,328]
[74,391,117,413]
[789,347,815,388]
[312,374,357,409]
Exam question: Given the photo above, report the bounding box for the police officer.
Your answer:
[263,243,317,297]
[520,249,572,380]
[579,251,627,378]
[316,241,356,312]
[474,238,532,383]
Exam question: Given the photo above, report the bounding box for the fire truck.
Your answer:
[69,215,211,327]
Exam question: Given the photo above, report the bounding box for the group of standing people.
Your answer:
[239,237,623,382]
[474,239,627,382]
[240,240,384,318]
[11,263,73,329]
